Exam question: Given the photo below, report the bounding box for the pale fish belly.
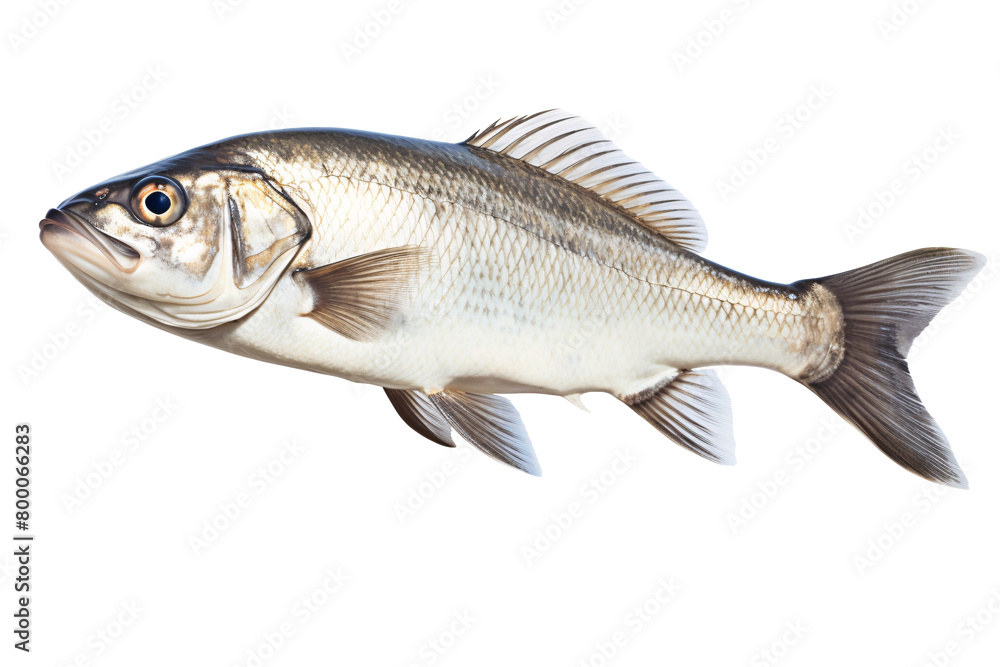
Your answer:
[217,175,841,397]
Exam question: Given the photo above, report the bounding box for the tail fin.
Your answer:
[798,248,985,488]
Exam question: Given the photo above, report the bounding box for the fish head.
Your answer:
[40,152,311,330]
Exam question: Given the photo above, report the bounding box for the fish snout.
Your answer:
[39,207,141,273]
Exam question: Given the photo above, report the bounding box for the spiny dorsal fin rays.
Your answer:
[463,109,708,253]
[625,369,736,465]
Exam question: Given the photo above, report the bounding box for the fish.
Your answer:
[39,109,984,487]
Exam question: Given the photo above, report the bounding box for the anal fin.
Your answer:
[385,388,455,448]
[296,245,427,341]
[625,369,736,465]
[429,391,541,476]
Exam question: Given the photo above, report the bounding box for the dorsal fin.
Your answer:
[463,109,707,253]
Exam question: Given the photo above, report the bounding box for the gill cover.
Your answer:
[156,171,310,329]
[227,175,309,290]
[80,168,312,330]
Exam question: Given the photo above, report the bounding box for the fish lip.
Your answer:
[39,208,142,273]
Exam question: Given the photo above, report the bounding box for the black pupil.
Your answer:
[145,190,172,215]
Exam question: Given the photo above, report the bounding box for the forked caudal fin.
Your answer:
[798,248,985,488]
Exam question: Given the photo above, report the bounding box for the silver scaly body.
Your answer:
[211,129,840,399]
[40,110,984,486]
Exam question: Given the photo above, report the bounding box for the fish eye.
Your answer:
[129,176,187,227]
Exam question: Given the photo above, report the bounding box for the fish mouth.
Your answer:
[39,208,142,274]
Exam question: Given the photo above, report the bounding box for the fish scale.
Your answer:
[277,167,826,392]
[39,109,984,485]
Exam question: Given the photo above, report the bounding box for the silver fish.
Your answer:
[40,110,984,486]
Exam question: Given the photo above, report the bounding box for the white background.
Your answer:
[2,0,999,665]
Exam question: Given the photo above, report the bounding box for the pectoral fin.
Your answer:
[385,388,455,448]
[625,369,736,465]
[429,391,541,476]
[297,245,428,341]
